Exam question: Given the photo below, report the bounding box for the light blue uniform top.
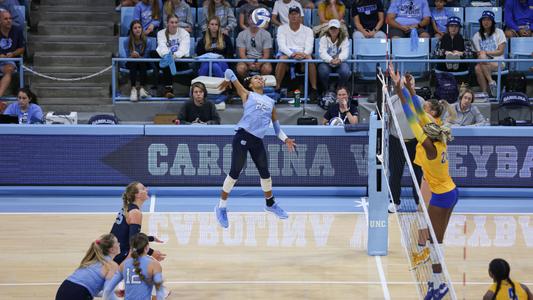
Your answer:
[67,256,111,297]
[123,256,163,300]
[236,92,275,139]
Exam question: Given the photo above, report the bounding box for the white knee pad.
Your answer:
[222,175,237,194]
[260,177,272,192]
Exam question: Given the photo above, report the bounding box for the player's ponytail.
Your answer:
[422,123,453,145]
[489,258,513,300]
[122,182,140,218]
[79,233,116,269]
[130,233,149,283]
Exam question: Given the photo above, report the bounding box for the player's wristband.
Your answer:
[224,69,237,82]
[273,120,288,142]
[147,248,154,256]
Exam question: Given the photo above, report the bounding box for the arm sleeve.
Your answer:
[208,103,221,124]
[276,27,293,57]
[318,37,332,62]
[153,273,166,300]
[178,103,191,124]
[174,30,190,58]
[402,88,431,126]
[128,223,142,245]
[31,105,43,123]
[156,31,169,57]
[103,272,123,300]
[225,7,237,32]
[504,1,518,31]
[123,38,131,58]
[339,38,349,61]
[304,28,314,55]
[472,106,488,126]
[401,101,426,143]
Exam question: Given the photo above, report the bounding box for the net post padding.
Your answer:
[367,111,389,256]
[378,72,457,300]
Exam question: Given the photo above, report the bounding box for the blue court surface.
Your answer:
[1,187,532,214]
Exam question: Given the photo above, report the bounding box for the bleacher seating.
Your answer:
[353,38,388,80]
[120,7,135,36]
[510,37,533,77]
[391,38,430,79]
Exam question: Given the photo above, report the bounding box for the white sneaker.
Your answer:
[130,87,138,102]
[139,87,150,99]
[388,203,398,213]
[215,101,226,111]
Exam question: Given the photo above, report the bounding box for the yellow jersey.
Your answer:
[414,140,456,194]
[489,280,529,300]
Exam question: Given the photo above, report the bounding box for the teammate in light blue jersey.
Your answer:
[214,69,297,228]
[56,233,120,300]
[104,233,169,300]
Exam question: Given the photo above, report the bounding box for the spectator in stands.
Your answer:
[125,20,151,102]
[433,16,475,72]
[472,10,506,97]
[430,0,449,39]
[318,19,350,96]
[297,0,314,9]
[0,9,23,99]
[156,14,191,98]
[133,0,163,37]
[314,0,346,37]
[0,0,23,28]
[275,7,318,101]
[3,87,43,124]
[271,0,304,26]
[386,0,431,38]
[445,89,488,126]
[504,0,533,39]
[238,0,268,31]
[201,0,237,36]
[197,16,234,77]
[118,0,140,9]
[351,0,386,39]
[322,86,358,125]
[236,15,273,79]
[178,82,221,124]
[162,0,194,34]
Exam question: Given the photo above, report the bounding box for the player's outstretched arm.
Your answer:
[217,69,250,105]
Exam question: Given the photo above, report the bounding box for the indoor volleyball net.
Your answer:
[367,66,457,300]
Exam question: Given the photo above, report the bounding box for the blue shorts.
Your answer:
[429,188,458,209]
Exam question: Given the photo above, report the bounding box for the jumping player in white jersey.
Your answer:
[214,69,297,228]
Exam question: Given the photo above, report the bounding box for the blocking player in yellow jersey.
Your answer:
[483,258,533,300]
[389,64,457,300]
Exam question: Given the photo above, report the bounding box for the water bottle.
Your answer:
[294,89,301,107]
[20,112,28,124]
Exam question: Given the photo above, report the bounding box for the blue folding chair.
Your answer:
[303,8,312,27]
[120,7,135,36]
[311,8,319,26]
[464,7,502,39]
[353,38,388,80]
[391,38,430,79]
[510,37,533,78]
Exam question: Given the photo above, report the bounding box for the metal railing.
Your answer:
[111,57,533,104]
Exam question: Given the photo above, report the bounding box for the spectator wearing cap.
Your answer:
[236,14,273,78]
[432,16,475,72]
[504,0,533,39]
[313,0,346,37]
[274,6,318,101]
[271,0,304,26]
[352,0,386,39]
[445,89,488,126]
[472,10,506,97]
[430,0,449,39]
[386,0,431,38]
[318,19,350,96]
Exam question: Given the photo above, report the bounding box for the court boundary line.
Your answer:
[2,280,530,286]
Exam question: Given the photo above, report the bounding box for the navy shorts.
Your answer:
[429,188,458,209]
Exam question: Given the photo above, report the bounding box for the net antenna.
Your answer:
[375,68,457,300]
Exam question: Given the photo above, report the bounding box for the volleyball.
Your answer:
[329,117,345,126]
[251,8,271,28]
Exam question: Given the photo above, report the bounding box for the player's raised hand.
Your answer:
[217,80,232,91]
[388,62,402,89]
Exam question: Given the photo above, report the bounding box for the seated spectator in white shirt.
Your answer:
[236,15,273,78]
[386,0,431,38]
[274,6,318,101]
[271,0,304,26]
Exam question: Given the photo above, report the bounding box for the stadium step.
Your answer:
[37,21,114,36]
[33,52,111,67]
[28,41,114,56]
[40,0,112,6]
[38,10,113,22]
[40,104,114,114]
[33,84,110,98]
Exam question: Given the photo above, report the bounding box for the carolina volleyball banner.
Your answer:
[0,126,531,187]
